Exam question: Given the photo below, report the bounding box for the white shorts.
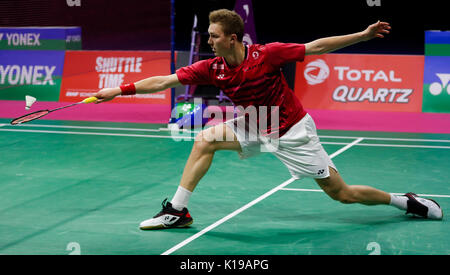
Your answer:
[225,113,337,179]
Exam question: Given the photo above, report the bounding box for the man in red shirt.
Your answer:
[94,9,443,230]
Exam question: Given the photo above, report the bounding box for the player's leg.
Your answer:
[140,123,241,230]
[275,114,442,220]
[314,167,391,205]
[315,167,443,219]
[178,123,241,192]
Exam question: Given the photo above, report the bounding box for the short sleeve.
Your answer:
[176,59,212,86]
[265,42,305,69]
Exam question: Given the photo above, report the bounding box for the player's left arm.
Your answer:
[304,21,391,55]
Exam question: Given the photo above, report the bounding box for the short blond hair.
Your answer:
[209,9,244,42]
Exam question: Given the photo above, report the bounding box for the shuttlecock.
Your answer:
[25,95,36,110]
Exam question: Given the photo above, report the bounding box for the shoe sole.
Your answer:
[139,219,193,230]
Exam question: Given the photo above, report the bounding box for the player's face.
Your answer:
[208,23,232,57]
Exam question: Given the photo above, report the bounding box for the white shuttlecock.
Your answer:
[25,95,36,110]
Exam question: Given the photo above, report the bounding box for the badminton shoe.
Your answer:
[405,192,443,220]
[139,198,193,230]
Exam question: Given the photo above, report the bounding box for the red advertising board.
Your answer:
[294,54,424,112]
[60,51,173,104]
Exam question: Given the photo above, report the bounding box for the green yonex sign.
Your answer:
[423,31,450,113]
[174,102,195,119]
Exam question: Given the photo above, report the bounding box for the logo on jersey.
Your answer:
[252,51,260,60]
[212,64,225,70]
[304,59,330,85]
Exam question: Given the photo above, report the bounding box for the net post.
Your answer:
[169,0,176,124]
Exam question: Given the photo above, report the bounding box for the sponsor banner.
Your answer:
[0,50,65,101]
[422,56,450,113]
[0,27,81,50]
[294,54,424,112]
[59,51,172,104]
[423,31,450,113]
[425,30,450,56]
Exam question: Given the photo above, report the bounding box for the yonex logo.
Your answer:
[366,0,381,7]
[429,73,450,96]
[317,169,325,175]
[181,104,192,113]
[0,65,56,86]
[1,33,40,46]
[66,0,81,7]
[304,59,330,85]
[164,215,179,225]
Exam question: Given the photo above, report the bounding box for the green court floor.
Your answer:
[0,119,449,255]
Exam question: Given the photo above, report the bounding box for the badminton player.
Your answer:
[93,9,443,230]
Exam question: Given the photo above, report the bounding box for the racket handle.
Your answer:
[82,97,98,104]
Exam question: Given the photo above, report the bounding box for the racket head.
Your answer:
[10,110,50,125]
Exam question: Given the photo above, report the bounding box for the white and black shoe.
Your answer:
[405,192,443,220]
[139,199,193,230]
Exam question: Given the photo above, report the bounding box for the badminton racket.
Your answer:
[10,97,98,125]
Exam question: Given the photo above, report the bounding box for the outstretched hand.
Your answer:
[362,21,391,41]
[92,87,121,104]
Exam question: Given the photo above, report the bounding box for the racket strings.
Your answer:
[10,110,50,125]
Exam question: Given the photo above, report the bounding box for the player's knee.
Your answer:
[338,190,358,204]
[193,130,217,154]
[330,189,357,204]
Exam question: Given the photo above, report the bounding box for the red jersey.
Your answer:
[176,42,307,137]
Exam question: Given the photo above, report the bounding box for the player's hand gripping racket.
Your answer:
[10,97,98,125]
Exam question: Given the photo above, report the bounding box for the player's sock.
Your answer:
[389,193,408,210]
[171,186,192,211]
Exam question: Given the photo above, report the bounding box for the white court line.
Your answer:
[3,123,450,143]
[9,123,201,133]
[354,143,450,150]
[0,128,195,140]
[12,124,164,132]
[2,128,450,149]
[4,123,200,133]
[161,177,297,255]
[329,138,364,158]
[320,135,450,143]
[280,188,450,198]
[160,137,363,255]
[321,142,450,150]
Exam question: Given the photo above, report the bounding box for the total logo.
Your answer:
[303,59,413,104]
[304,59,329,85]
[429,73,450,96]
[304,59,403,85]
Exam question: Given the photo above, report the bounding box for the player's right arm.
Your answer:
[94,74,181,103]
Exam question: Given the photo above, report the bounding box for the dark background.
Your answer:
[0,0,449,54]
